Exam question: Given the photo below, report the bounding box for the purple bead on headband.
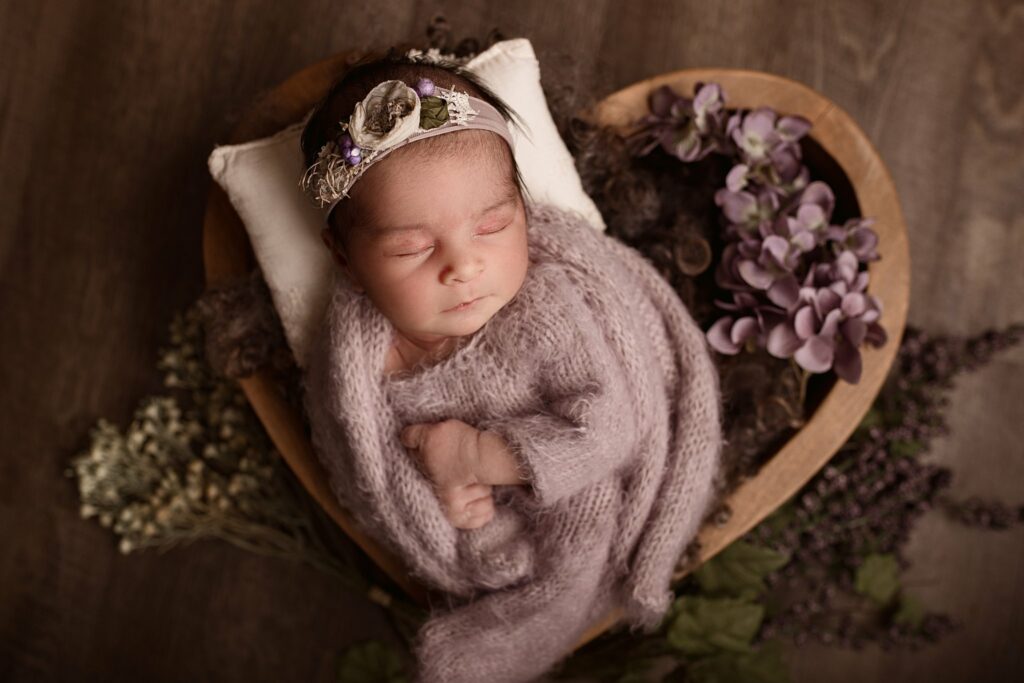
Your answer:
[299,79,517,222]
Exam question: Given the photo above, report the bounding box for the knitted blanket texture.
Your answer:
[302,202,723,682]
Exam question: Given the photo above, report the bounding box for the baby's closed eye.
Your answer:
[387,220,513,258]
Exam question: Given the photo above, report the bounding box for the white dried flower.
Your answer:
[348,80,422,151]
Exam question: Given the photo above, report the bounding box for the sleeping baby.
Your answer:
[298,50,723,683]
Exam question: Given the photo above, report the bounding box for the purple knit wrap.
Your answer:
[302,202,723,682]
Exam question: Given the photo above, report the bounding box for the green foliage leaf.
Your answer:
[337,640,408,683]
[694,541,790,599]
[893,592,925,630]
[419,96,450,130]
[686,639,791,683]
[854,553,900,606]
[667,596,765,656]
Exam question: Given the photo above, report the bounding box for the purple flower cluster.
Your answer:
[630,82,888,383]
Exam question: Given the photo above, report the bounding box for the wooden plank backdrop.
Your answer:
[1,1,1021,681]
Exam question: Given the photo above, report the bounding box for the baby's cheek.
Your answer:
[499,231,530,294]
[389,276,438,322]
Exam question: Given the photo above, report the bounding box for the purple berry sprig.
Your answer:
[414,77,435,97]
[338,132,362,166]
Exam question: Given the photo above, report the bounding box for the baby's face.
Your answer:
[327,143,529,347]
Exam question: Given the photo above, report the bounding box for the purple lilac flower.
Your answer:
[692,82,725,134]
[826,217,881,262]
[627,82,728,161]
[787,181,835,236]
[632,82,888,384]
[714,185,781,237]
[765,251,887,382]
[706,290,788,354]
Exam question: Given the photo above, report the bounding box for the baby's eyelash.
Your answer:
[480,222,511,235]
[391,222,511,258]
[395,246,433,258]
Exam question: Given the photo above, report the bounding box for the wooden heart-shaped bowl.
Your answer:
[202,56,910,654]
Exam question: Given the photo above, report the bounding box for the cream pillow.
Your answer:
[207,38,604,369]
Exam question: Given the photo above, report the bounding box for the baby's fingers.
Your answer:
[461,483,493,502]
[439,484,490,512]
[440,485,494,529]
[458,496,495,529]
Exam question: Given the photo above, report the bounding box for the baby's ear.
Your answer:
[320,228,348,267]
[321,229,364,293]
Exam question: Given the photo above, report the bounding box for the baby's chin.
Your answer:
[429,295,502,337]
[438,307,496,336]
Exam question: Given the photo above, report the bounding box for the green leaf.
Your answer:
[667,596,765,656]
[694,541,790,599]
[893,591,925,630]
[419,96,449,130]
[687,639,791,683]
[337,640,408,683]
[854,553,900,606]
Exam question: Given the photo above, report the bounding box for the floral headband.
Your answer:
[299,77,516,221]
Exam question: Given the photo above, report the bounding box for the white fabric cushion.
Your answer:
[207,38,604,368]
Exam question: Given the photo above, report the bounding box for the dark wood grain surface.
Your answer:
[1,1,1021,681]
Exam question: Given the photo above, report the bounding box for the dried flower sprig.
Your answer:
[66,302,427,634]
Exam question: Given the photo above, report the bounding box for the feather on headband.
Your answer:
[299,77,516,221]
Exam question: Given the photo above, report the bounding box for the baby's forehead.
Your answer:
[362,180,519,236]
[357,148,519,233]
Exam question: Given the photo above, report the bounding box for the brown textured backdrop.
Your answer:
[1,1,1021,681]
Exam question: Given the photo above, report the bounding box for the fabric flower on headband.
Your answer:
[349,80,422,149]
[300,77,480,211]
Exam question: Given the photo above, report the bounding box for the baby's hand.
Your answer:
[400,419,495,529]
[436,482,495,530]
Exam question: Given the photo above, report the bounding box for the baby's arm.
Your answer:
[474,430,529,485]
[474,315,639,508]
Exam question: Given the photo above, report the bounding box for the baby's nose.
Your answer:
[442,252,484,284]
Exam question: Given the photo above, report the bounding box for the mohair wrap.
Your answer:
[302,202,723,682]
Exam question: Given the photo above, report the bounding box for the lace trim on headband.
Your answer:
[403,47,472,66]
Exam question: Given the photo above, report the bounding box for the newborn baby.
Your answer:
[299,52,723,683]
